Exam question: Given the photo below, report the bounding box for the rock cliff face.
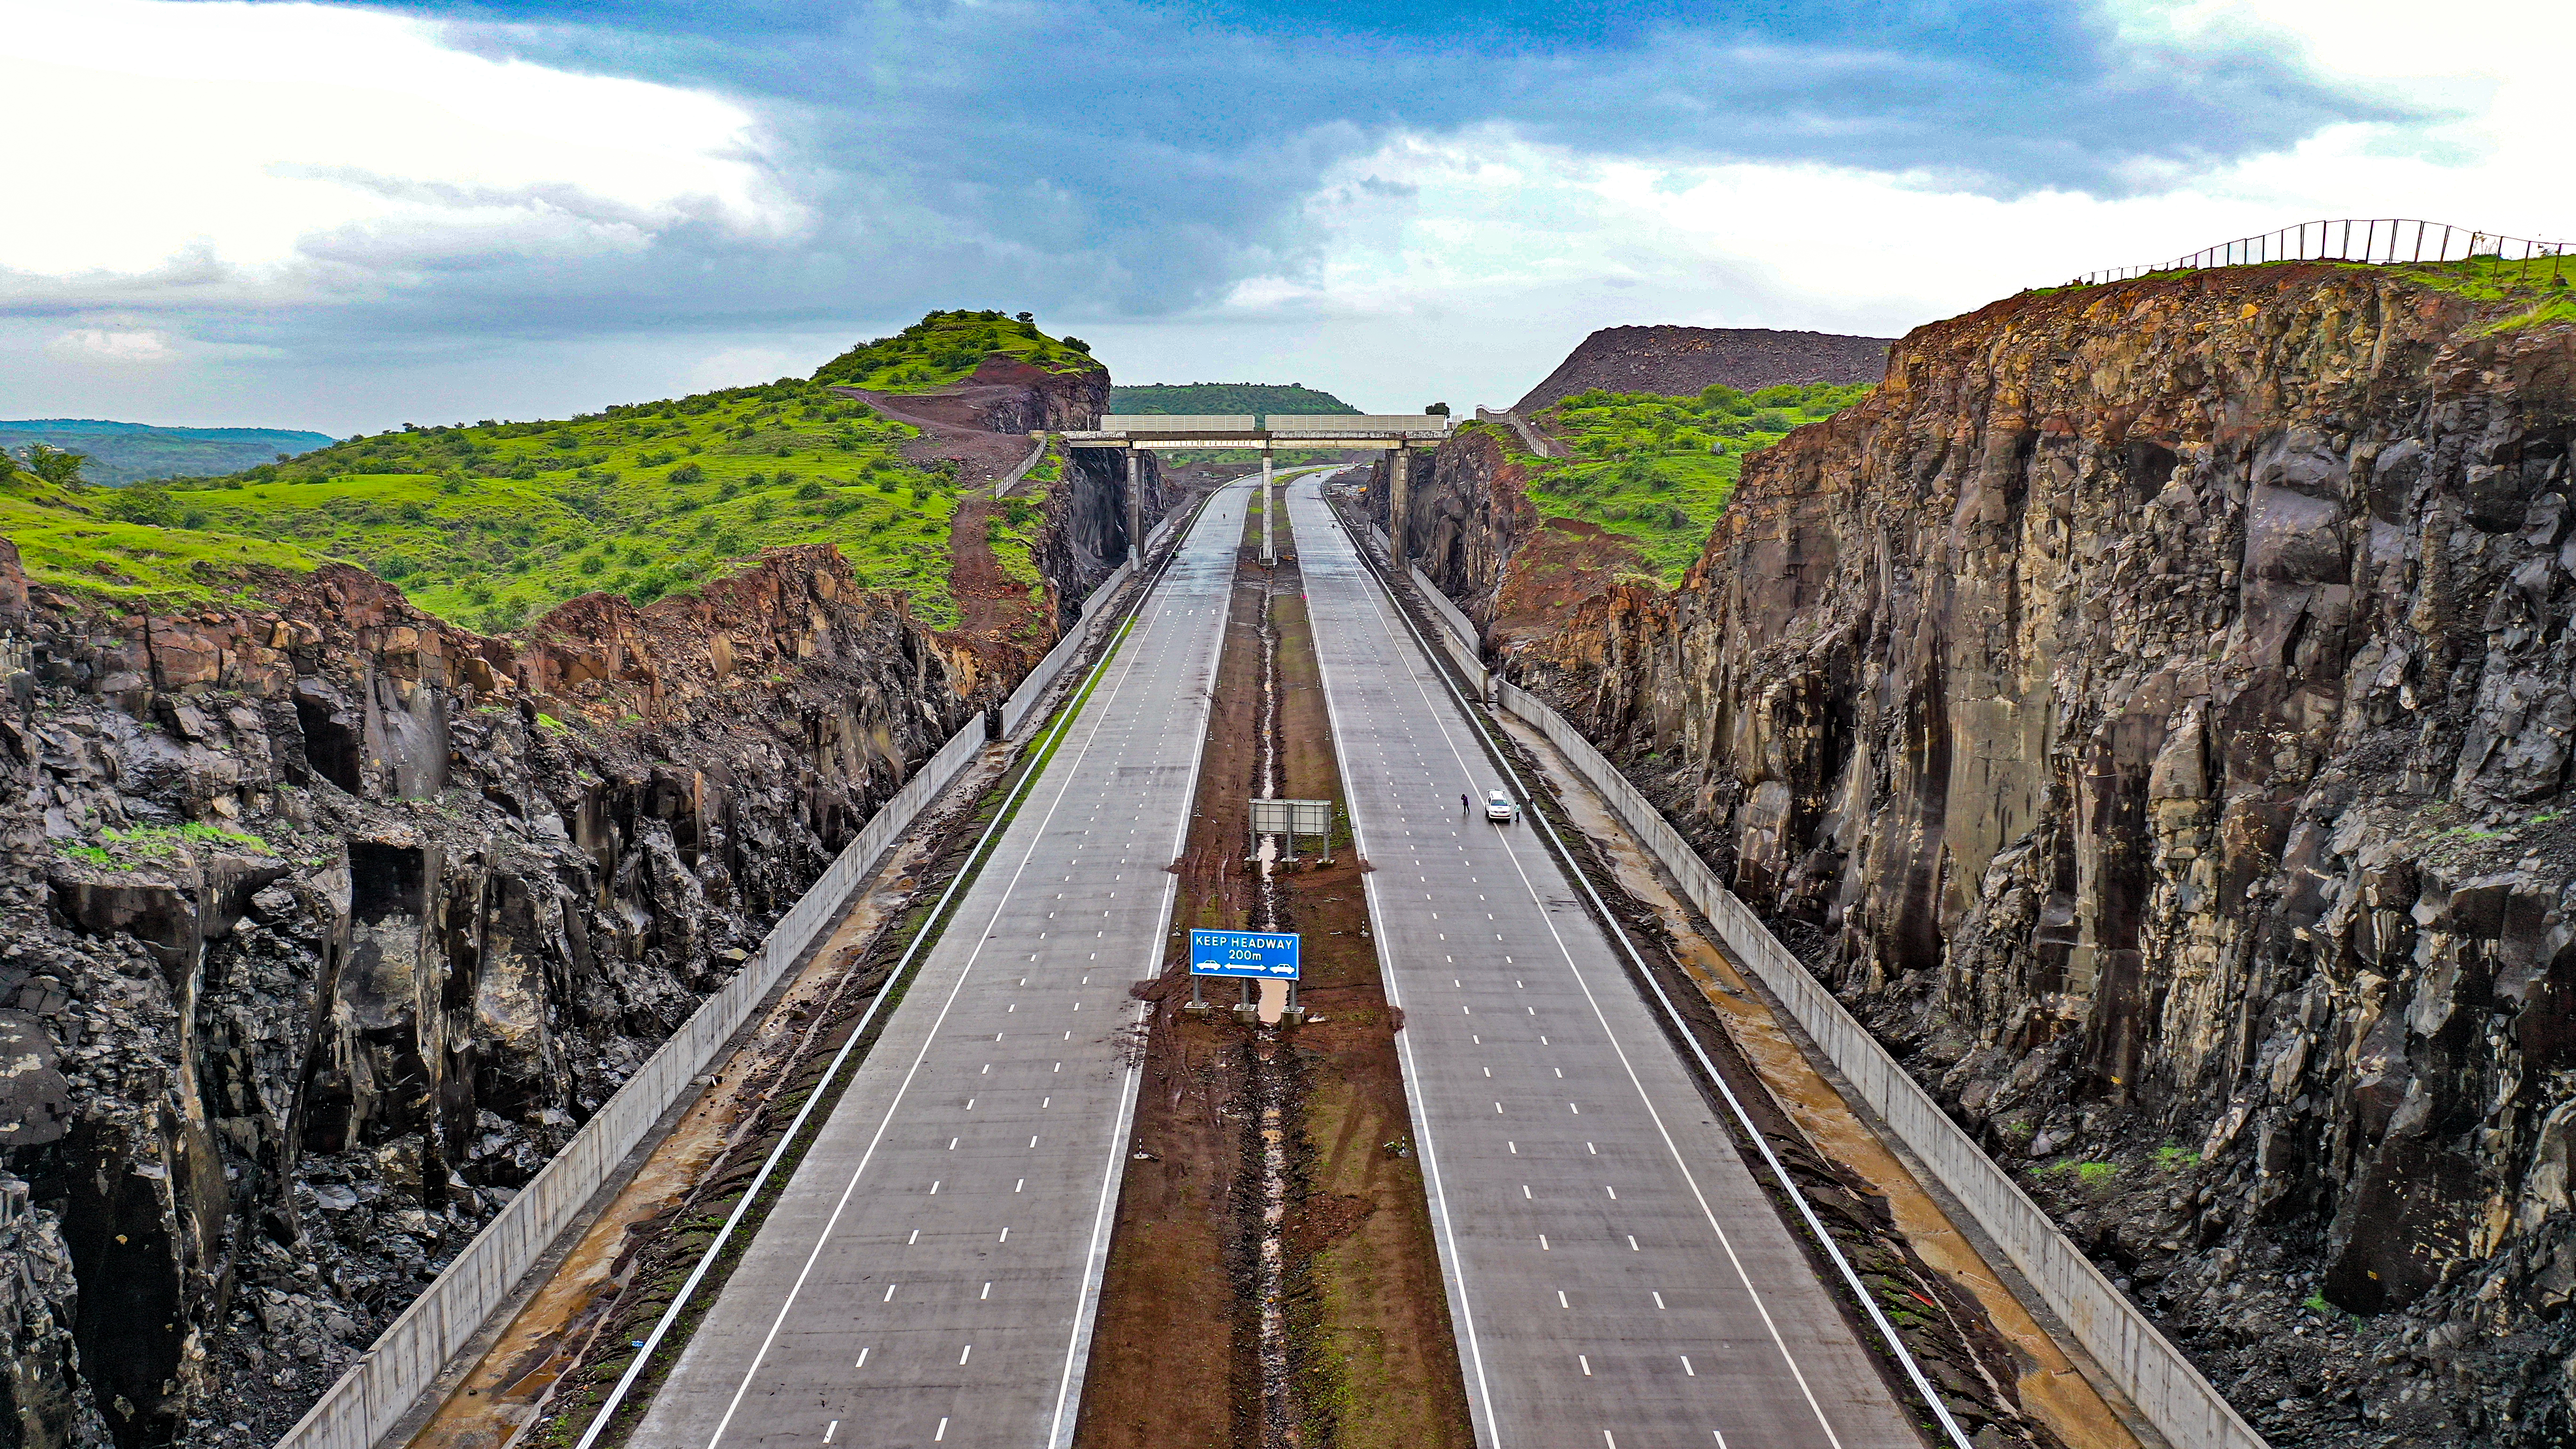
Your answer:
[1483,268,2576,1444]
[0,446,1164,1449]
[834,356,1111,483]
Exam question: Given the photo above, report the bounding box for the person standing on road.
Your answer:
[1461,792,1470,813]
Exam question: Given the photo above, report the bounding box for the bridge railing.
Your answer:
[2075,218,2570,287]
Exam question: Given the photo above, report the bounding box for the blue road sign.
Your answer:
[1189,929,1300,980]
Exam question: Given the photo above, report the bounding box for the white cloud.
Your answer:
[0,1,794,292]
[1126,0,2574,412]
[47,329,176,363]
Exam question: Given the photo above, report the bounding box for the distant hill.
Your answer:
[1513,327,1892,414]
[1107,383,1359,418]
[0,419,336,486]
[0,310,1096,632]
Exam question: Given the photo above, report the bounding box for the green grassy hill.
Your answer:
[1504,381,1871,583]
[1106,383,1359,417]
[0,467,339,607]
[2,311,1090,632]
[1,420,337,486]
[813,310,1098,392]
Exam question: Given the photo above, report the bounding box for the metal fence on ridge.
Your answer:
[2076,218,2572,287]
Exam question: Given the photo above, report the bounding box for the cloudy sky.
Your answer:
[3,0,2566,434]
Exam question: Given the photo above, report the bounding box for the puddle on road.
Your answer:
[1492,713,2145,1449]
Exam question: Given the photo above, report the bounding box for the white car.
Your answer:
[1483,789,1517,822]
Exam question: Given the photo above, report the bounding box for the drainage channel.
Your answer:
[1249,520,1296,1446]
[1071,471,1474,1449]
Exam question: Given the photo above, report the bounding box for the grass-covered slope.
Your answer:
[4,311,1101,632]
[1509,381,1870,582]
[160,377,966,631]
[1105,383,1358,416]
[0,469,338,608]
[812,310,1097,392]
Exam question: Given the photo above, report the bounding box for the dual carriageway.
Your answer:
[628,467,1920,1449]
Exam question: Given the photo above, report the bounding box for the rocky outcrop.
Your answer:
[1497,269,2576,1445]
[833,356,1110,483]
[0,539,1000,1449]
[1048,446,1170,610]
[1361,429,1657,644]
[1513,324,1892,413]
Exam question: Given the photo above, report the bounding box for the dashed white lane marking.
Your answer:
[1292,482,1855,1449]
[693,512,1228,1449]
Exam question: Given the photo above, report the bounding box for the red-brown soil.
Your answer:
[1266,539,1476,1449]
[1487,515,1648,645]
[942,492,1053,670]
[1074,495,1473,1449]
[829,354,1103,485]
[1514,324,1891,412]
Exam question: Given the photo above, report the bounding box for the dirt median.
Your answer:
[1073,486,1473,1449]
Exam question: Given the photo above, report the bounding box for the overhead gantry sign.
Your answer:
[1066,413,1450,564]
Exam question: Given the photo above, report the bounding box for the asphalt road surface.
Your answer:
[1286,476,1920,1449]
[630,482,1250,1449]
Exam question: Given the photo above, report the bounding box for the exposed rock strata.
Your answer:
[833,355,1110,483]
[1469,269,2575,1445]
[0,441,1167,1449]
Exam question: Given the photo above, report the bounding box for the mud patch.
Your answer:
[1075,493,1474,1449]
[1489,516,1647,644]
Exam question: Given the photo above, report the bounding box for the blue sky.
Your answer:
[0,0,2560,432]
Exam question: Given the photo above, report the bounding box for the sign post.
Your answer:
[1250,798,1335,861]
[1189,929,1301,1023]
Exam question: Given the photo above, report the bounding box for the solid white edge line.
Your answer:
[1047,481,1248,1448]
[1288,476,1505,1449]
[1323,483,1976,1449]
[572,571,1112,1449]
[696,490,1215,1449]
[1317,488,1852,1449]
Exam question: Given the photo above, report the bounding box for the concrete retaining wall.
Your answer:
[993,436,1049,498]
[1000,561,1132,739]
[1491,678,2266,1449]
[1409,566,1487,692]
[276,716,994,1449]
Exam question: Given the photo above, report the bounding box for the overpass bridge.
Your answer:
[1068,412,1449,565]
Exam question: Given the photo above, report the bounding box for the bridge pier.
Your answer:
[1261,451,1276,564]
[1389,445,1410,566]
[1126,449,1143,564]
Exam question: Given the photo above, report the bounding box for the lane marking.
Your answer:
[1051,483,1252,1449]
[691,501,1219,1449]
[1295,482,1852,1449]
[1293,483,1506,1449]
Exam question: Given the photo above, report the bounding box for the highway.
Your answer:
[1285,476,1920,1449]
[629,481,1249,1449]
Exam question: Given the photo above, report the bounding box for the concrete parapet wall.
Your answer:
[274,716,994,1449]
[1002,561,1132,739]
[1490,677,2265,1449]
[1408,565,1487,692]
